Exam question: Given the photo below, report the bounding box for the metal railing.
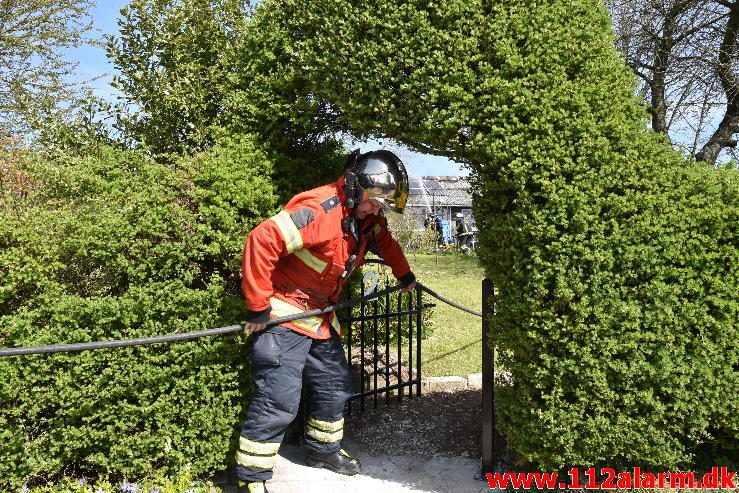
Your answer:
[342,280,430,412]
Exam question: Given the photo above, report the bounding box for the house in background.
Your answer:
[406,176,476,242]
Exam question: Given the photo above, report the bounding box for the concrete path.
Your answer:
[218,439,489,493]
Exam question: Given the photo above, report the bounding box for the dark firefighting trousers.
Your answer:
[235,325,353,482]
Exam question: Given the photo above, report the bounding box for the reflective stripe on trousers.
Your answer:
[236,437,280,469]
[305,416,344,443]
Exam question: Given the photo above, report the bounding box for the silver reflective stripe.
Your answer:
[330,312,341,332]
[270,297,323,334]
[306,416,344,443]
[271,211,303,254]
[236,451,276,469]
[290,207,315,229]
[307,416,344,432]
[306,426,343,443]
[294,248,327,273]
[239,437,281,455]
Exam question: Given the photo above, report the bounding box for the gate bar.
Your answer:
[372,295,379,409]
[385,288,390,405]
[481,278,495,475]
[360,282,366,412]
[408,289,414,398]
[351,380,418,400]
[397,292,403,402]
[416,287,422,397]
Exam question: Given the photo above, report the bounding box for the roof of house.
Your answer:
[407,176,472,208]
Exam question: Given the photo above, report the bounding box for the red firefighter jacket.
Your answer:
[241,177,415,339]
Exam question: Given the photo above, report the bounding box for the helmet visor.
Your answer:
[393,177,409,213]
[351,150,410,214]
[365,187,408,214]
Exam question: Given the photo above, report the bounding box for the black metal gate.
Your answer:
[342,279,429,413]
[286,267,433,442]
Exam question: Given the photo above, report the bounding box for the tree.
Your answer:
[608,0,739,165]
[107,0,250,155]
[0,0,94,135]
[696,1,739,163]
[109,0,346,197]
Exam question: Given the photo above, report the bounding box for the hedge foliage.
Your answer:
[0,136,278,488]
[21,467,217,493]
[251,0,739,469]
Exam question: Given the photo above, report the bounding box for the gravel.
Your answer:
[345,388,483,459]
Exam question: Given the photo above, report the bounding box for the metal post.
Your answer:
[416,286,422,397]
[385,288,390,405]
[408,287,414,398]
[481,278,495,475]
[397,291,403,402]
[373,294,379,409]
[346,287,353,416]
[360,281,366,412]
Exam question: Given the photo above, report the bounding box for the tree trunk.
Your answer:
[696,0,739,164]
[650,3,684,136]
[651,60,669,135]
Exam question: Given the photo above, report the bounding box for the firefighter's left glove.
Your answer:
[245,322,268,333]
[244,307,270,333]
[399,271,417,292]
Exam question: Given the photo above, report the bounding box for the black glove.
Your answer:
[398,271,416,289]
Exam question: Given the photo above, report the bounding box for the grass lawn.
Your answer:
[407,252,485,377]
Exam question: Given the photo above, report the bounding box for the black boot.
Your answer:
[237,480,269,493]
[306,448,361,476]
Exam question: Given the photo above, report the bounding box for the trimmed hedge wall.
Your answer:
[251,0,739,469]
[0,136,277,488]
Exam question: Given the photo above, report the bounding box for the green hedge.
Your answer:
[21,468,218,493]
[0,136,278,488]
[249,0,739,469]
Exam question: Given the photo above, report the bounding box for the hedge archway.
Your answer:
[245,0,739,469]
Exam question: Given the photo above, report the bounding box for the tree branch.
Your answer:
[696,1,739,163]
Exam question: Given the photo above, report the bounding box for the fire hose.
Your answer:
[0,282,482,357]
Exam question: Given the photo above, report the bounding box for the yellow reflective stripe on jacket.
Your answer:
[293,248,327,273]
[307,416,344,432]
[330,312,341,332]
[270,297,323,334]
[236,451,277,469]
[271,211,303,254]
[239,437,280,455]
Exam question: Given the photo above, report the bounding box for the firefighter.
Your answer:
[237,150,417,493]
[455,212,473,251]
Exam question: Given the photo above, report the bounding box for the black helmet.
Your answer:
[344,149,409,213]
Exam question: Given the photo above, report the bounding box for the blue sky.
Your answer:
[64,1,464,177]
[63,1,129,102]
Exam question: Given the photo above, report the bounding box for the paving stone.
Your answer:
[421,375,468,392]
[467,373,482,389]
